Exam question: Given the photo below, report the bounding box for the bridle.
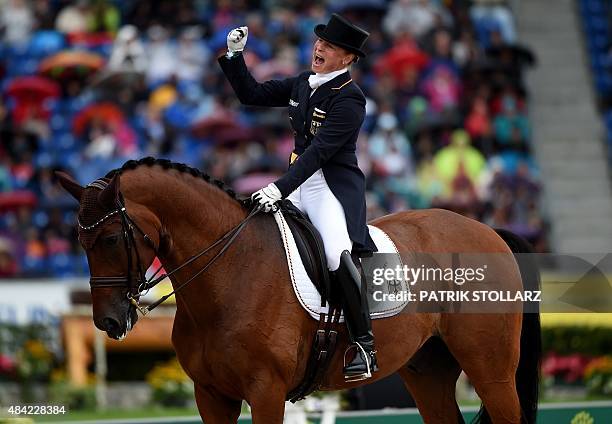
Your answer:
[80,193,260,316]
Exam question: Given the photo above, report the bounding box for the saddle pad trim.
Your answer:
[274,212,409,321]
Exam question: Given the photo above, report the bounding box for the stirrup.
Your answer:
[343,342,375,382]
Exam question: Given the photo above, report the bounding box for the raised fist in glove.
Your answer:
[252,183,282,213]
[226,26,248,56]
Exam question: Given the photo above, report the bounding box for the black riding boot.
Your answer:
[334,250,378,382]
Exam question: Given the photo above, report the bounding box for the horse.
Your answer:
[57,157,540,424]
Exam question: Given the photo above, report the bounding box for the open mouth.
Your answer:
[313,54,325,66]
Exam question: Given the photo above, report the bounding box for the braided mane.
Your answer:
[105,157,241,203]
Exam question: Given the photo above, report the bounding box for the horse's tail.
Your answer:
[473,229,541,424]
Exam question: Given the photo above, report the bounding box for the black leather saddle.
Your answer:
[278,200,332,304]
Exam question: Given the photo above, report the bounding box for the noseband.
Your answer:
[81,184,260,315]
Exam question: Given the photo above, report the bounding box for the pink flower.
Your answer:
[0,354,15,374]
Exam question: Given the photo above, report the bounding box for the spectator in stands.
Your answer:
[470,0,516,45]
[0,0,34,46]
[369,111,414,180]
[108,25,147,73]
[145,25,175,85]
[0,237,17,277]
[419,64,461,114]
[0,0,548,278]
[175,26,209,83]
[84,119,116,159]
[433,129,487,195]
[465,96,494,155]
[55,0,92,34]
[88,0,121,34]
[493,94,530,150]
[383,0,446,39]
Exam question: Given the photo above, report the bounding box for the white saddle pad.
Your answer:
[273,212,409,321]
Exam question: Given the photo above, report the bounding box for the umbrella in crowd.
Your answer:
[191,113,241,139]
[89,68,145,92]
[73,102,125,136]
[374,41,430,82]
[0,191,37,211]
[39,50,105,81]
[409,112,460,137]
[329,0,387,13]
[485,43,537,68]
[5,76,60,101]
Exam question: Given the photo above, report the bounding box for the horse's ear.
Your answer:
[55,171,84,202]
[98,174,120,208]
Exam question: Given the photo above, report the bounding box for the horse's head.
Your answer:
[56,172,164,340]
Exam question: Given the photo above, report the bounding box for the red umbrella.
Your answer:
[73,102,125,135]
[5,76,60,101]
[191,113,240,139]
[0,191,37,212]
[375,41,430,82]
[39,50,105,80]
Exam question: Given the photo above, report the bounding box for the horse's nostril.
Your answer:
[102,317,120,333]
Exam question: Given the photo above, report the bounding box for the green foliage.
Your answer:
[542,326,612,356]
[48,380,97,411]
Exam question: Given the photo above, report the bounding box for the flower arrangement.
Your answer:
[541,353,592,384]
[583,356,612,396]
[0,353,16,381]
[145,357,194,407]
[15,339,54,382]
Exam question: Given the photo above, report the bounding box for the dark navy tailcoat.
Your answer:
[219,53,376,254]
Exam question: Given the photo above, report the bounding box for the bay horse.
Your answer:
[57,157,540,424]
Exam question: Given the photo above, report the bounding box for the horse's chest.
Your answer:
[172,319,246,395]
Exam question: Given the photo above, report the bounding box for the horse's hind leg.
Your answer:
[195,385,242,423]
[444,314,522,424]
[398,337,464,424]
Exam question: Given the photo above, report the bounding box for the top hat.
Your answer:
[314,14,369,58]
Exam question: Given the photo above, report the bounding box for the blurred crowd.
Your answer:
[0,0,547,278]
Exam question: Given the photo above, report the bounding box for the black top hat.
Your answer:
[314,13,369,58]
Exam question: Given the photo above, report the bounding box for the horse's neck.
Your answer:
[123,170,249,319]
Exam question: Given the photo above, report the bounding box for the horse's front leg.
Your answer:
[195,384,242,424]
[247,374,288,424]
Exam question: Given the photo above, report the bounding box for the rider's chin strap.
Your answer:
[132,206,262,315]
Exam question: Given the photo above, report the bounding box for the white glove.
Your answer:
[226,26,248,56]
[252,183,282,213]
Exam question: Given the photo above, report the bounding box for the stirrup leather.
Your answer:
[343,342,376,382]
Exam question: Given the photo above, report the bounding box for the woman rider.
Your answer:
[218,13,378,382]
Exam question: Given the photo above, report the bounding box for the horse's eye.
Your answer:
[103,235,120,247]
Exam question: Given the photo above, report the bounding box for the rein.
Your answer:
[84,195,260,315]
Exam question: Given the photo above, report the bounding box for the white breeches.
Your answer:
[286,169,352,271]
